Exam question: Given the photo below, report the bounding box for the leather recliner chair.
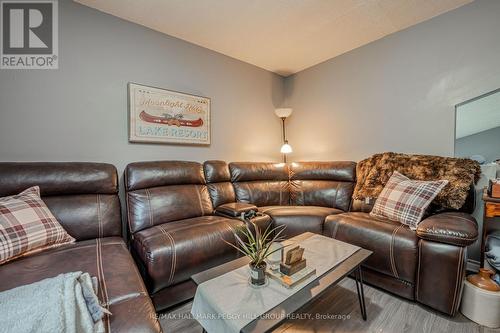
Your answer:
[125,161,246,311]
[325,198,477,315]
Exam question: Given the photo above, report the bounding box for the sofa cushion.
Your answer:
[127,184,213,233]
[204,160,236,208]
[230,162,290,206]
[126,160,206,191]
[132,215,243,293]
[370,171,448,229]
[260,206,343,238]
[233,181,290,207]
[324,212,419,284]
[125,161,213,233]
[0,237,160,333]
[289,161,356,211]
[0,162,121,241]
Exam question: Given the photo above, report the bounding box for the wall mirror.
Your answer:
[455,88,500,264]
[455,88,500,166]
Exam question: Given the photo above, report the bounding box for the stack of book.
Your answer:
[267,266,316,288]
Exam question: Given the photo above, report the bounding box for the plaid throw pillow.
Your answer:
[370,171,448,229]
[0,186,75,265]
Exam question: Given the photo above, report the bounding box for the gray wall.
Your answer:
[456,126,500,163]
[284,0,500,163]
[283,0,500,263]
[0,0,285,175]
[2,0,498,171]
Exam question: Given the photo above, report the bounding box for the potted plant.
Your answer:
[224,211,286,286]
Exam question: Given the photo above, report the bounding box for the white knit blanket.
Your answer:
[0,272,107,333]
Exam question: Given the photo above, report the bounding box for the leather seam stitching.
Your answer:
[331,220,340,239]
[159,226,177,285]
[417,232,473,241]
[333,182,340,209]
[363,264,414,285]
[96,194,102,238]
[390,224,403,279]
[166,230,177,285]
[280,180,283,205]
[107,291,149,306]
[142,218,231,236]
[455,248,465,313]
[416,240,422,299]
[194,185,205,216]
[451,247,464,313]
[245,183,252,205]
[126,192,134,234]
[145,189,154,227]
[96,239,111,332]
[300,184,305,206]
[457,248,467,313]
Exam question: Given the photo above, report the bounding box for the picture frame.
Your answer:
[128,82,211,145]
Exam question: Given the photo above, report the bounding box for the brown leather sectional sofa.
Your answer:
[0,159,478,328]
[125,160,478,316]
[0,163,161,333]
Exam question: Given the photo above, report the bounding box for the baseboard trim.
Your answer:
[466,259,480,272]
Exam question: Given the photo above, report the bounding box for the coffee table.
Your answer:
[191,232,372,333]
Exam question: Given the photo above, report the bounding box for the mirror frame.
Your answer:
[454,87,500,157]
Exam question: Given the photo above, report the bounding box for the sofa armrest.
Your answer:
[416,212,478,247]
[215,202,258,218]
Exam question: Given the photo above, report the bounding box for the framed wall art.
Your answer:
[128,83,211,145]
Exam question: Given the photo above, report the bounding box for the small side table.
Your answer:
[481,189,500,266]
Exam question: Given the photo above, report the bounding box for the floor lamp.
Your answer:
[275,108,293,163]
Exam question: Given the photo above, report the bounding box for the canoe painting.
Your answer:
[139,110,204,127]
[128,83,210,145]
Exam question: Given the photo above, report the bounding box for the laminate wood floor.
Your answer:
[159,278,500,333]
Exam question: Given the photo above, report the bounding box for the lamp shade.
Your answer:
[274,108,293,118]
[280,143,293,154]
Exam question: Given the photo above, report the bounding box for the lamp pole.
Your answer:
[281,117,287,163]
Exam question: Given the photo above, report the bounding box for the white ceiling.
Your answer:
[75,0,473,76]
[456,91,500,139]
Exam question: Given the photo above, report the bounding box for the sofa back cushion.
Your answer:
[229,162,290,206]
[0,162,121,241]
[203,160,235,208]
[289,161,356,211]
[125,161,213,233]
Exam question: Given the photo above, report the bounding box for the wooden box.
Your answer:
[280,259,306,276]
[488,179,500,198]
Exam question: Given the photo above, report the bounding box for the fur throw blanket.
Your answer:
[353,152,481,210]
